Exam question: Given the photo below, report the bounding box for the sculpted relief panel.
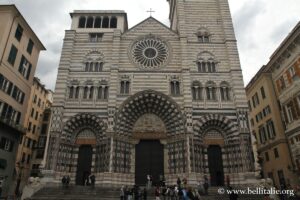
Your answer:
[132,114,167,139]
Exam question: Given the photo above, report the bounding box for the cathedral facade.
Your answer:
[46,0,256,186]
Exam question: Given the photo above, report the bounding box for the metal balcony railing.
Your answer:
[0,117,26,133]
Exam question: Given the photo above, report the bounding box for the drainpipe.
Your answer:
[41,109,53,168]
[269,73,297,182]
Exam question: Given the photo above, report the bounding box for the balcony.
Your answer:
[279,77,300,103]
[0,117,26,134]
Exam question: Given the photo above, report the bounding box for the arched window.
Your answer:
[89,63,93,72]
[125,81,130,94]
[120,80,130,94]
[86,17,94,28]
[94,62,103,72]
[211,62,216,72]
[197,52,217,73]
[206,81,217,101]
[95,63,99,72]
[104,86,109,99]
[85,63,89,71]
[197,61,217,73]
[110,17,117,28]
[84,51,104,72]
[220,82,230,101]
[191,81,203,100]
[89,86,94,99]
[94,17,102,28]
[69,86,74,98]
[198,35,210,43]
[97,86,103,99]
[85,62,104,72]
[102,17,109,28]
[78,16,86,28]
[207,59,216,72]
[207,62,212,72]
[75,87,80,99]
[197,28,210,43]
[197,61,206,72]
[170,80,180,96]
[83,87,89,99]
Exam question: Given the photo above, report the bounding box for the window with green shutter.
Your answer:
[7,45,18,66]
[15,24,23,41]
[27,39,34,54]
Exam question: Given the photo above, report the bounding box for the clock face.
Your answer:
[131,37,169,69]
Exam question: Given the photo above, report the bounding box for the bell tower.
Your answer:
[167,0,236,42]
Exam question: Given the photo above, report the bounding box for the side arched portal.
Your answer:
[192,114,253,185]
[47,113,108,184]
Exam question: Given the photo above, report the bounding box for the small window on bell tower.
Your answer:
[197,35,210,43]
[196,27,211,43]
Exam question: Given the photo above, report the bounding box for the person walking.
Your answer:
[177,177,181,188]
[187,187,195,200]
[182,178,187,188]
[178,188,183,200]
[127,186,133,200]
[66,175,70,188]
[61,176,67,188]
[143,188,147,200]
[162,186,167,200]
[85,172,90,186]
[147,175,151,190]
[155,186,161,200]
[228,186,238,200]
[90,174,95,187]
[120,186,125,200]
[150,175,153,187]
[169,187,175,200]
[124,186,129,200]
[203,176,209,195]
[194,188,201,200]
[134,185,139,200]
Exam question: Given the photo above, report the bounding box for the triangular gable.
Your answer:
[122,17,178,38]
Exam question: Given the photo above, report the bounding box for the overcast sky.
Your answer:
[1,0,299,90]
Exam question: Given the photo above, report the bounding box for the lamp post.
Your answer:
[15,161,24,197]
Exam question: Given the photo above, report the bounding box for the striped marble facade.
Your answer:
[45,0,258,187]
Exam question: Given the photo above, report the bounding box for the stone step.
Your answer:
[29,186,265,200]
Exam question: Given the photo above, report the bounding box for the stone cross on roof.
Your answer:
[147,8,155,17]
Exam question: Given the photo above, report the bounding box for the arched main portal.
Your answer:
[135,140,164,186]
[133,114,166,185]
[115,90,186,185]
[75,129,96,185]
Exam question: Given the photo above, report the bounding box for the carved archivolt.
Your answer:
[115,90,185,136]
[63,113,107,143]
[193,114,239,142]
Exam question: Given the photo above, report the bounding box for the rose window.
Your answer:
[131,38,169,68]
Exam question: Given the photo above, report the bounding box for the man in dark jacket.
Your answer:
[228,186,238,200]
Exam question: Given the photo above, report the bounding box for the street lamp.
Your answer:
[15,161,24,197]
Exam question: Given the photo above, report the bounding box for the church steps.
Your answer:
[29,186,265,200]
